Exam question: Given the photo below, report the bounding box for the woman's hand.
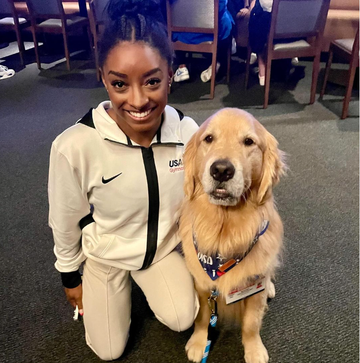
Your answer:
[237,7,250,18]
[64,284,83,311]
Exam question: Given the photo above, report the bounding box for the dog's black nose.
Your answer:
[210,159,235,182]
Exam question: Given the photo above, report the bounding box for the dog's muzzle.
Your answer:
[202,157,243,206]
[209,159,237,203]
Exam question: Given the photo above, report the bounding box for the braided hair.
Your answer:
[99,0,172,68]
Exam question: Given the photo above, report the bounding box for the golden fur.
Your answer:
[179,108,286,363]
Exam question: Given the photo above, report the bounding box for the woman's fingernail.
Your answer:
[79,309,84,316]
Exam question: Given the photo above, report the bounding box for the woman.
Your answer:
[248,0,298,86]
[248,0,272,85]
[48,0,199,360]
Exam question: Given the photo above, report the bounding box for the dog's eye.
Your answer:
[204,135,213,143]
[244,138,254,146]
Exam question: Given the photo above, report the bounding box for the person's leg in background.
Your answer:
[258,51,266,85]
[131,251,199,332]
[248,0,271,85]
[82,259,132,361]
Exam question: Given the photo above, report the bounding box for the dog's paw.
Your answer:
[267,281,276,299]
[244,342,269,363]
[185,335,207,363]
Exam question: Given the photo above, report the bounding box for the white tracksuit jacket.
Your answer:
[48,102,199,273]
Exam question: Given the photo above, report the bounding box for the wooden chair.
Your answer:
[25,0,92,71]
[0,0,30,65]
[166,0,230,99]
[88,0,109,81]
[320,28,359,119]
[245,0,330,108]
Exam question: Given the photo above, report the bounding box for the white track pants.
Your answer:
[82,251,199,361]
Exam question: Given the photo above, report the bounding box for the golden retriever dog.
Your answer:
[179,108,286,363]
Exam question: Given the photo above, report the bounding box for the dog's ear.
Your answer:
[183,132,198,199]
[257,130,286,204]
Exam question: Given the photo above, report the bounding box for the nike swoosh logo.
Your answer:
[102,172,122,184]
[176,70,182,76]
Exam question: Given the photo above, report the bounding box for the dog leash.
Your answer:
[201,290,219,363]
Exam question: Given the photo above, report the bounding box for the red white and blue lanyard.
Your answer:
[195,220,270,363]
[202,290,219,363]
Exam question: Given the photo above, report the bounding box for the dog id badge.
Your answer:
[225,276,265,304]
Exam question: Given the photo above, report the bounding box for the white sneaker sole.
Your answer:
[0,69,15,80]
[200,63,220,83]
[250,53,257,65]
[258,75,265,86]
[173,73,190,82]
[291,57,299,66]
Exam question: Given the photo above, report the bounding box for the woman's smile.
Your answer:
[126,107,156,121]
